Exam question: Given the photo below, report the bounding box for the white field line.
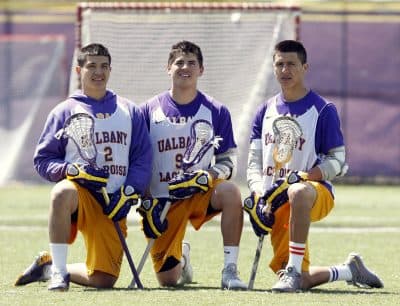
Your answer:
[2,212,399,233]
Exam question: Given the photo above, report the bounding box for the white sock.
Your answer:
[49,243,68,275]
[329,265,353,282]
[181,255,186,269]
[224,246,239,268]
[287,241,306,273]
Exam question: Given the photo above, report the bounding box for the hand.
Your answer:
[103,185,140,222]
[243,193,274,236]
[66,163,109,192]
[263,171,308,212]
[168,170,213,200]
[136,197,168,239]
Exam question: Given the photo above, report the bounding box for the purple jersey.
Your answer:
[249,90,345,193]
[33,90,152,195]
[141,90,236,197]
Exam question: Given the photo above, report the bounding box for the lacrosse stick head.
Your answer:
[182,119,216,172]
[63,113,98,167]
[272,116,302,170]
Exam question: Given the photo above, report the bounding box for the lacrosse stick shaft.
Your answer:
[114,219,143,289]
[248,170,280,289]
[128,200,171,289]
[103,189,143,289]
[248,235,264,289]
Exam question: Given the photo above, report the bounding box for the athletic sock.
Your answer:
[49,243,68,276]
[329,265,353,282]
[181,255,186,269]
[287,241,305,273]
[223,246,239,268]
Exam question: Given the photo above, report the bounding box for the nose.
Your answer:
[281,64,290,72]
[94,66,103,74]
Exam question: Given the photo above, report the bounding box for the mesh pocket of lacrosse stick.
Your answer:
[272,116,303,168]
[182,119,217,171]
[63,113,98,167]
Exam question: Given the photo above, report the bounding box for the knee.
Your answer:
[158,278,179,287]
[50,180,78,210]
[300,272,312,290]
[156,271,180,287]
[216,181,241,203]
[89,271,117,288]
[287,183,316,210]
[213,181,242,210]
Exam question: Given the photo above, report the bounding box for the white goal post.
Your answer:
[70,2,301,182]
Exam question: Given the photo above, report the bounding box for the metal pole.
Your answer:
[341,0,348,147]
[3,5,12,129]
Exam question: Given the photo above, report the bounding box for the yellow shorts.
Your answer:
[69,182,127,277]
[269,181,334,273]
[151,179,223,272]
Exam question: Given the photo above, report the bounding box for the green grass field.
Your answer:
[1,184,399,305]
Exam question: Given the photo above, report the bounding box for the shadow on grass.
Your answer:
[84,281,226,292]
[308,288,396,295]
[83,284,396,295]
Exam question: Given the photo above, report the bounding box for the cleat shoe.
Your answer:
[178,241,193,285]
[221,263,247,290]
[14,251,52,286]
[48,272,70,291]
[271,266,302,293]
[345,253,384,289]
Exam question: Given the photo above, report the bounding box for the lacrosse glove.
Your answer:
[263,171,309,211]
[168,170,213,200]
[66,163,109,192]
[103,185,140,222]
[243,193,274,236]
[137,197,168,239]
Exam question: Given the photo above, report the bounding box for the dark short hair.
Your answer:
[168,40,203,67]
[77,43,111,67]
[274,40,307,64]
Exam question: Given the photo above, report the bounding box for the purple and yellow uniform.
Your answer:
[248,90,345,272]
[141,90,236,272]
[34,90,152,277]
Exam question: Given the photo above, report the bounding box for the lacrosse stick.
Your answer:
[129,119,218,288]
[63,113,143,289]
[247,116,302,290]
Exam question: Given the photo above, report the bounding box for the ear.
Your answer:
[167,64,172,76]
[199,65,204,76]
[75,65,81,74]
[303,63,309,72]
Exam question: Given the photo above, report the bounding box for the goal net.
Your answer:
[71,2,301,182]
[0,34,66,185]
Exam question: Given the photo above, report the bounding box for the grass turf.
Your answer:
[1,184,399,305]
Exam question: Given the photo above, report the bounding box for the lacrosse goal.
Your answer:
[70,2,301,182]
[0,34,66,185]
